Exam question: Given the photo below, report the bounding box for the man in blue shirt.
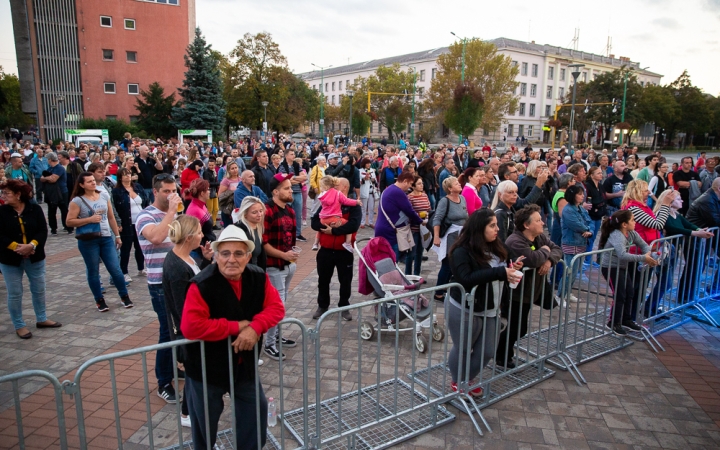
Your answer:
[29,148,48,203]
[234,170,268,207]
[40,152,72,235]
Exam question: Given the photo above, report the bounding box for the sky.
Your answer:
[1,0,719,95]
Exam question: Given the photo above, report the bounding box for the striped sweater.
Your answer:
[623,200,670,253]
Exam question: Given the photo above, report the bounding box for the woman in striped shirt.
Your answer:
[405,176,432,276]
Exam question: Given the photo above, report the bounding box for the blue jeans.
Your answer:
[77,237,128,300]
[559,254,582,298]
[585,219,602,263]
[186,375,267,450]
[405,231,424,276]
[0,260,47,330]
[148,283,173,388]
[292,191,303,236]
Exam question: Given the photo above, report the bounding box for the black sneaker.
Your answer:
[276,337,297,348]
[96,299,109,312]
[120,296,134,308]
[50,230,57,236]
[296,234,307,242]
[65,228,74,235]
[611,324,628,336]
[264,345,286,361]
[622,320,642,331]
[312,307,327,319]
[496,359,516,370]
[341,310,352,321]
[157,384,177,404]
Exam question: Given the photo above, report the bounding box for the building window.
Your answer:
[129,115,139,123]
[325,83,328,92]
[511,60,518,67]
[530,84,537,97]
[545,105,551,117]
[529,104,536,117]
[558,87,564,99]
[126,51,137,62]
[508,124,514,136]
[520,83,527,96]
[519,125,524,136]
[338,80,342,90]
[100,16,112,27]
[102,49,113,60]
[521,62,528,76]
[531,64,538,77]
[106,115,117,120]
[332,82,335,91]
[640,81,645,87]
[519,103,525,116]
[347,79,350,88]
[104,82,116,94]
[431,68,437,79]
[312,85,316,90]
[331,95,335,105]
[560,68,566,81]
[546,86,552,99]
[528,125,534,136]
[483,128,489,136]
[419,69,426,81]
[128,84,139,95]
[124,19,136,30]
[582,72,587,82]
[548,67,554,80]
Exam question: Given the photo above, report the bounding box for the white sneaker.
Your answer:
[569,294,579,302]
[342,242,354,253]
[181,415,191,428]
[312,243,319,251]
[124,273,133,284]
[258,359,264,366]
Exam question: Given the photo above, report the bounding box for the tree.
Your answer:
[667,70,712,147]
[444,83,484,140]
[426,39,518,136]
[634,83,680,147]
[172,28,226,137]
[0,68,33,130]
[134,82,177,139]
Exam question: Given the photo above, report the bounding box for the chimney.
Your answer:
[609,54,615,59]
[531,40,535,44]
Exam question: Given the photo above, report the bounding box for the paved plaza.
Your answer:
[1,207,720,450]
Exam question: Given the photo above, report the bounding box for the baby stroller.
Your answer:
[356,237,445,352]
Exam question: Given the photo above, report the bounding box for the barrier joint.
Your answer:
[61,380,78,398]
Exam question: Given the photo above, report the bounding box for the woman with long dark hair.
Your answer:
[458,167,484,215]
[417,158,439,210]
[112,167,149,281]
[448,209,522,395]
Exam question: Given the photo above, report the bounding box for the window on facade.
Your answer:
[511,60,518,67]
[331,95,335,105]
[519,125,524,136]
[529,104,535,117]
[100,16,112,27]
[338,80,342,90]
[418,87,425,98]
[483,128,489,136]
[346,79,350,88]
[104,82,116,94]
[546,86,552,99]
[420,69,426,81]
[331,82,335,91]
[312,85,316,90]
[519,103,525,116]
[531,64,538,77]
[560,68,566,81]
[558,87,564,99]
[545,105,551,117]
[548,67,554,80]
[126,51,137,62]
[521,62,528,76]
[640,81,645,87]
[106,115,117,120]
[508,124,514,136]
[520,83,527,96]
[582,72,587,82]
[129,115,139,123]
[431,68,437,79]
[528,125,533,136]
[325,83,328,92]
[124,19,136,29]
[102,49,113,60]
[128,84,139,95]
[530,84,537,97]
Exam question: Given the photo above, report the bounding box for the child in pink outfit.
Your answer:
[318,175,361,251]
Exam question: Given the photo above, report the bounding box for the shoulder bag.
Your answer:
[379,191,415,252]
[75,197,103,241]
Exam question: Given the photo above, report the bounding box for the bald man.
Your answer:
[134,144,163,202]
[234,170,269,207]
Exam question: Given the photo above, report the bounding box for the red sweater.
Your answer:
[181,274,285,341]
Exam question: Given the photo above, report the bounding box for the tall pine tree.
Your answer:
[172,28,225,136]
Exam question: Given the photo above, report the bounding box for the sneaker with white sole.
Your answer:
[264,345,285,361]
[258,359,264,366]
[342,242,354,253]
[157,384,177,403]
[312,244,319,251]
[96,299,110,312]
[124,273,133,284]
[120,296,134,309]
[276,337,297,348]
[569,293,579,302]
[181,415,191,428]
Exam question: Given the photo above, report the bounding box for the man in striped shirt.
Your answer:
[136,174,184,404]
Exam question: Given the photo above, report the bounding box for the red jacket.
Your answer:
[316,206,359,251]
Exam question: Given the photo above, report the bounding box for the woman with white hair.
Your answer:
[232,196,267,270]
[491,180,520,242]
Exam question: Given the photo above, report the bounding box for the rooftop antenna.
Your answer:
[605,36,612,57]
[572,28,580,51]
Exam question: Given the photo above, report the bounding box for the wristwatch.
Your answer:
[29,242,37,250]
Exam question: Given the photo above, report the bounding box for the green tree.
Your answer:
[134,82,177,139]
[0,68,33,130]
[426,39,518,136]
[634,83,679,146]
[172,28,226,137]
[667,70,712,147]
[444,83,484,140]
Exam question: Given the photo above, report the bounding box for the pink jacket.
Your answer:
[358,237,397,295]
[461,184,483,215]
[319,188,357,218]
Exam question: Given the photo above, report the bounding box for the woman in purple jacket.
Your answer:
[374,171,423,261]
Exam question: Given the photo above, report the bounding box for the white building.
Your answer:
[297,37,662,144]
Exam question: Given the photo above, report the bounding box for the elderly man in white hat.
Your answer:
[180,226,285,450]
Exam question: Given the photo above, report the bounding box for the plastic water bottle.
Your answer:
[267,397,277,427]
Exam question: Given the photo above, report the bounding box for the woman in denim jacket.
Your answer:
[559,184,592,302]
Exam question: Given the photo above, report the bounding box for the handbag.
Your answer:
[75,197,103,241]
[308,187,317,200]
[379,192,415,252]
[218,190,235,215]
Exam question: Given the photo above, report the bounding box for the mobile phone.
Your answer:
[669,186,674,191]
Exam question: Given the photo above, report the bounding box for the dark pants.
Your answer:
[602,267,635,324]
[148,284,173,388]
[495,300,532,366]
[404,231,424,276]
[221,212,233,228]
[677,237,701,303]
[435,257,452,295]
[317,247,353,309]
[186,376,267,450]
[35,179,43,202]
[47,192,70,232]
[119,227,144,274]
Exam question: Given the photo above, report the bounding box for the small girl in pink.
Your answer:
[318,175,362,252]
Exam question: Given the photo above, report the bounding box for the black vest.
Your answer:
[183,263,266,390]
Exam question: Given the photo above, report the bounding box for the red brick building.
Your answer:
[10,0,195,142]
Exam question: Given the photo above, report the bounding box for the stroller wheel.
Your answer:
[360,321,375,340]
[432,325,445,342]
[415,335,427,353]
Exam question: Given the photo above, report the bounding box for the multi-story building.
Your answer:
[10,0,195,142]
[298,37,662,144]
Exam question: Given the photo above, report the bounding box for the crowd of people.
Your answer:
[1,133,719,448]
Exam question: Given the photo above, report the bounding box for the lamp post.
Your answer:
[312,63,332,143]
[567,64,584,151]
[451,32,468,145]
[619,66,649,146]
[261,101,268,138]
[346,89,354,144]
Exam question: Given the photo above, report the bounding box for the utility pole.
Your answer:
[567,64,585,152]
[312,63,332,143]
[347,89,354,144]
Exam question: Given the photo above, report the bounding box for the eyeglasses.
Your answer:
[154,174,174,182]
[218,250,250,259]
[508,170,518,174]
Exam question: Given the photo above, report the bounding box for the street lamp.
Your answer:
[312,63,332,143]
[619,66,650,146]
[451,32,469,145]
[346,89,354,144]
[567,64,585,151]
[261,101,269,137]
